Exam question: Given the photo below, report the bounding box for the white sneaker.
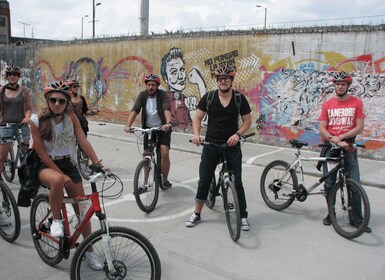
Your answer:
[241,218,251,231]
[50,219,64,238]
[85,251,104,270]
[0,212,11,227]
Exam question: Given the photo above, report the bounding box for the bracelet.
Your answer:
[235,132,241,138]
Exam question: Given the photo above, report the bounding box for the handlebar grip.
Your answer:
[89,164,104,173]
[242,133,255,139]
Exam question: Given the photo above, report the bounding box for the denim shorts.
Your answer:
[0,125,30,144]
[38,157,82,184]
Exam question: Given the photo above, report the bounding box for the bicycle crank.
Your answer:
[294,185,308,202]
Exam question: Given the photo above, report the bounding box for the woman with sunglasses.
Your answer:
[65,79,89,136]
[29,81,105,270]
[0,64,32,181]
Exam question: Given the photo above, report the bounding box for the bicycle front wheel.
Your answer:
[223,180,241,242]
[70,226,161,280]
[0,181,20,242]
[2,148,15,182]
[77,144,91,180]
[260,160,297,211]
[133,158,159,213]
[328,178,370,239]
[30,194,63,266]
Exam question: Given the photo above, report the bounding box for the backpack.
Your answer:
[205,89,242,127]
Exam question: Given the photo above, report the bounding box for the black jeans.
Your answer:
[196,143,248,218]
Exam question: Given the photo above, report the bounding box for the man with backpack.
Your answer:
[186,64,252,230]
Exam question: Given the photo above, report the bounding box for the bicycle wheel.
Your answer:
[77,144,91,180]
[223,180,241,242]
[260,160,297,211]
[2,148,15,182]
[133,158,159,213]
[206,176,217,209]
[328,178,370,239]
[0,181,20,242]
[30,194,63,266]
[70,226,161,280]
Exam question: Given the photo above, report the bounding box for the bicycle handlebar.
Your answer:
[0,123,27,128]
[318,142,365,149]
[189,132,255,147]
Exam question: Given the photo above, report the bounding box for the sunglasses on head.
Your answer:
[49,97,67,105]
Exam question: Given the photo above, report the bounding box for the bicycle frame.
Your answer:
[288,148,343,196]
[2,123,26,169]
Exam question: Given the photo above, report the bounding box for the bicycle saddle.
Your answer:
[289,139,308,148]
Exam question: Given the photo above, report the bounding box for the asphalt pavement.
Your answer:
[88,121,385,189]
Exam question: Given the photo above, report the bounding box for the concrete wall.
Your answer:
[1,26,385,160]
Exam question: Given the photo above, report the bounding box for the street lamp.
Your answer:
[256,5,267,29]
[81,15,89,39]
[92,0,101,38]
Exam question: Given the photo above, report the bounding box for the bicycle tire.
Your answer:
[260,160,297,211]
[223,180,241,242]
[77,144,91,180]
[205,176,217,209]
[328,178,370,239]
[30,194,63,266]
[0,180,20,242]
[133,158,159,213]
[2,148,15,182]
[70,226,161,280]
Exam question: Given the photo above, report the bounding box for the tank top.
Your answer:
[3,91,24,123]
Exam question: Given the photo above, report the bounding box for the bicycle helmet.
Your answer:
[43,81,70,97]
[214,64,236,78]
[65,79,80,87]
[331,71,353,84]
[144,74,161,85]
[5,64,22,76]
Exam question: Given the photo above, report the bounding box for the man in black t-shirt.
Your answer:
[186,64,252,231]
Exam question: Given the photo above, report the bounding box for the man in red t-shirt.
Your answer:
[319,71,371,233]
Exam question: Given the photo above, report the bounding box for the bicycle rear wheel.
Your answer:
[0,181,20,242]
[70,226,161,280]
[223,180,241,242]
[77,144,91,180]
[133,158,159,213]
[30,194,63,266]
[2,148,15,182]
[260,160,297,211]
[328,178,370,239]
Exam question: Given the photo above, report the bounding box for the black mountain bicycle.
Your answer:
[195,133,255,242]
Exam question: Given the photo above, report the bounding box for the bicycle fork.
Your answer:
[99,219,117,274]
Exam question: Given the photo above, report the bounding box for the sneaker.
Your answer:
[85,251,104,270]
[185,212,201,227]
[350,223,372,233]
[137,185,148,194]
[50,219,64,238]
[0,212,11,227]
[323,215,331,226]
[163,181,172,190]
[241,218,251,231]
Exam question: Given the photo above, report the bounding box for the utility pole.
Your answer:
[19,21,30,38]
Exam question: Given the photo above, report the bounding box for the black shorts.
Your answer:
[38,157,82,184]
[144,130,172,149]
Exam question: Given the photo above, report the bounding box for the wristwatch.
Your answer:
[236,132,241,138]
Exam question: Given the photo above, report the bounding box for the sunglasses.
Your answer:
[49,97,67,105]
[72,85,80,88]
[7,72,20,77]
[217,77,231,82]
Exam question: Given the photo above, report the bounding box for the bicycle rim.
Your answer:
[77,145,91,180]
[70,226,161,280]
[224,180,241,242]
[329,179,370,239]
[30,194,63,266]
[260,160,297,211]
[2,149,15,182]
[133,158,159,213]
[0,181,20,242]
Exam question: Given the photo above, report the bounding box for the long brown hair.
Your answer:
[38,92,73,141]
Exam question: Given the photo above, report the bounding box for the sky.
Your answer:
[9,0,385,40]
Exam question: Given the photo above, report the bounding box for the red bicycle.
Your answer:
[30,166,161,280]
